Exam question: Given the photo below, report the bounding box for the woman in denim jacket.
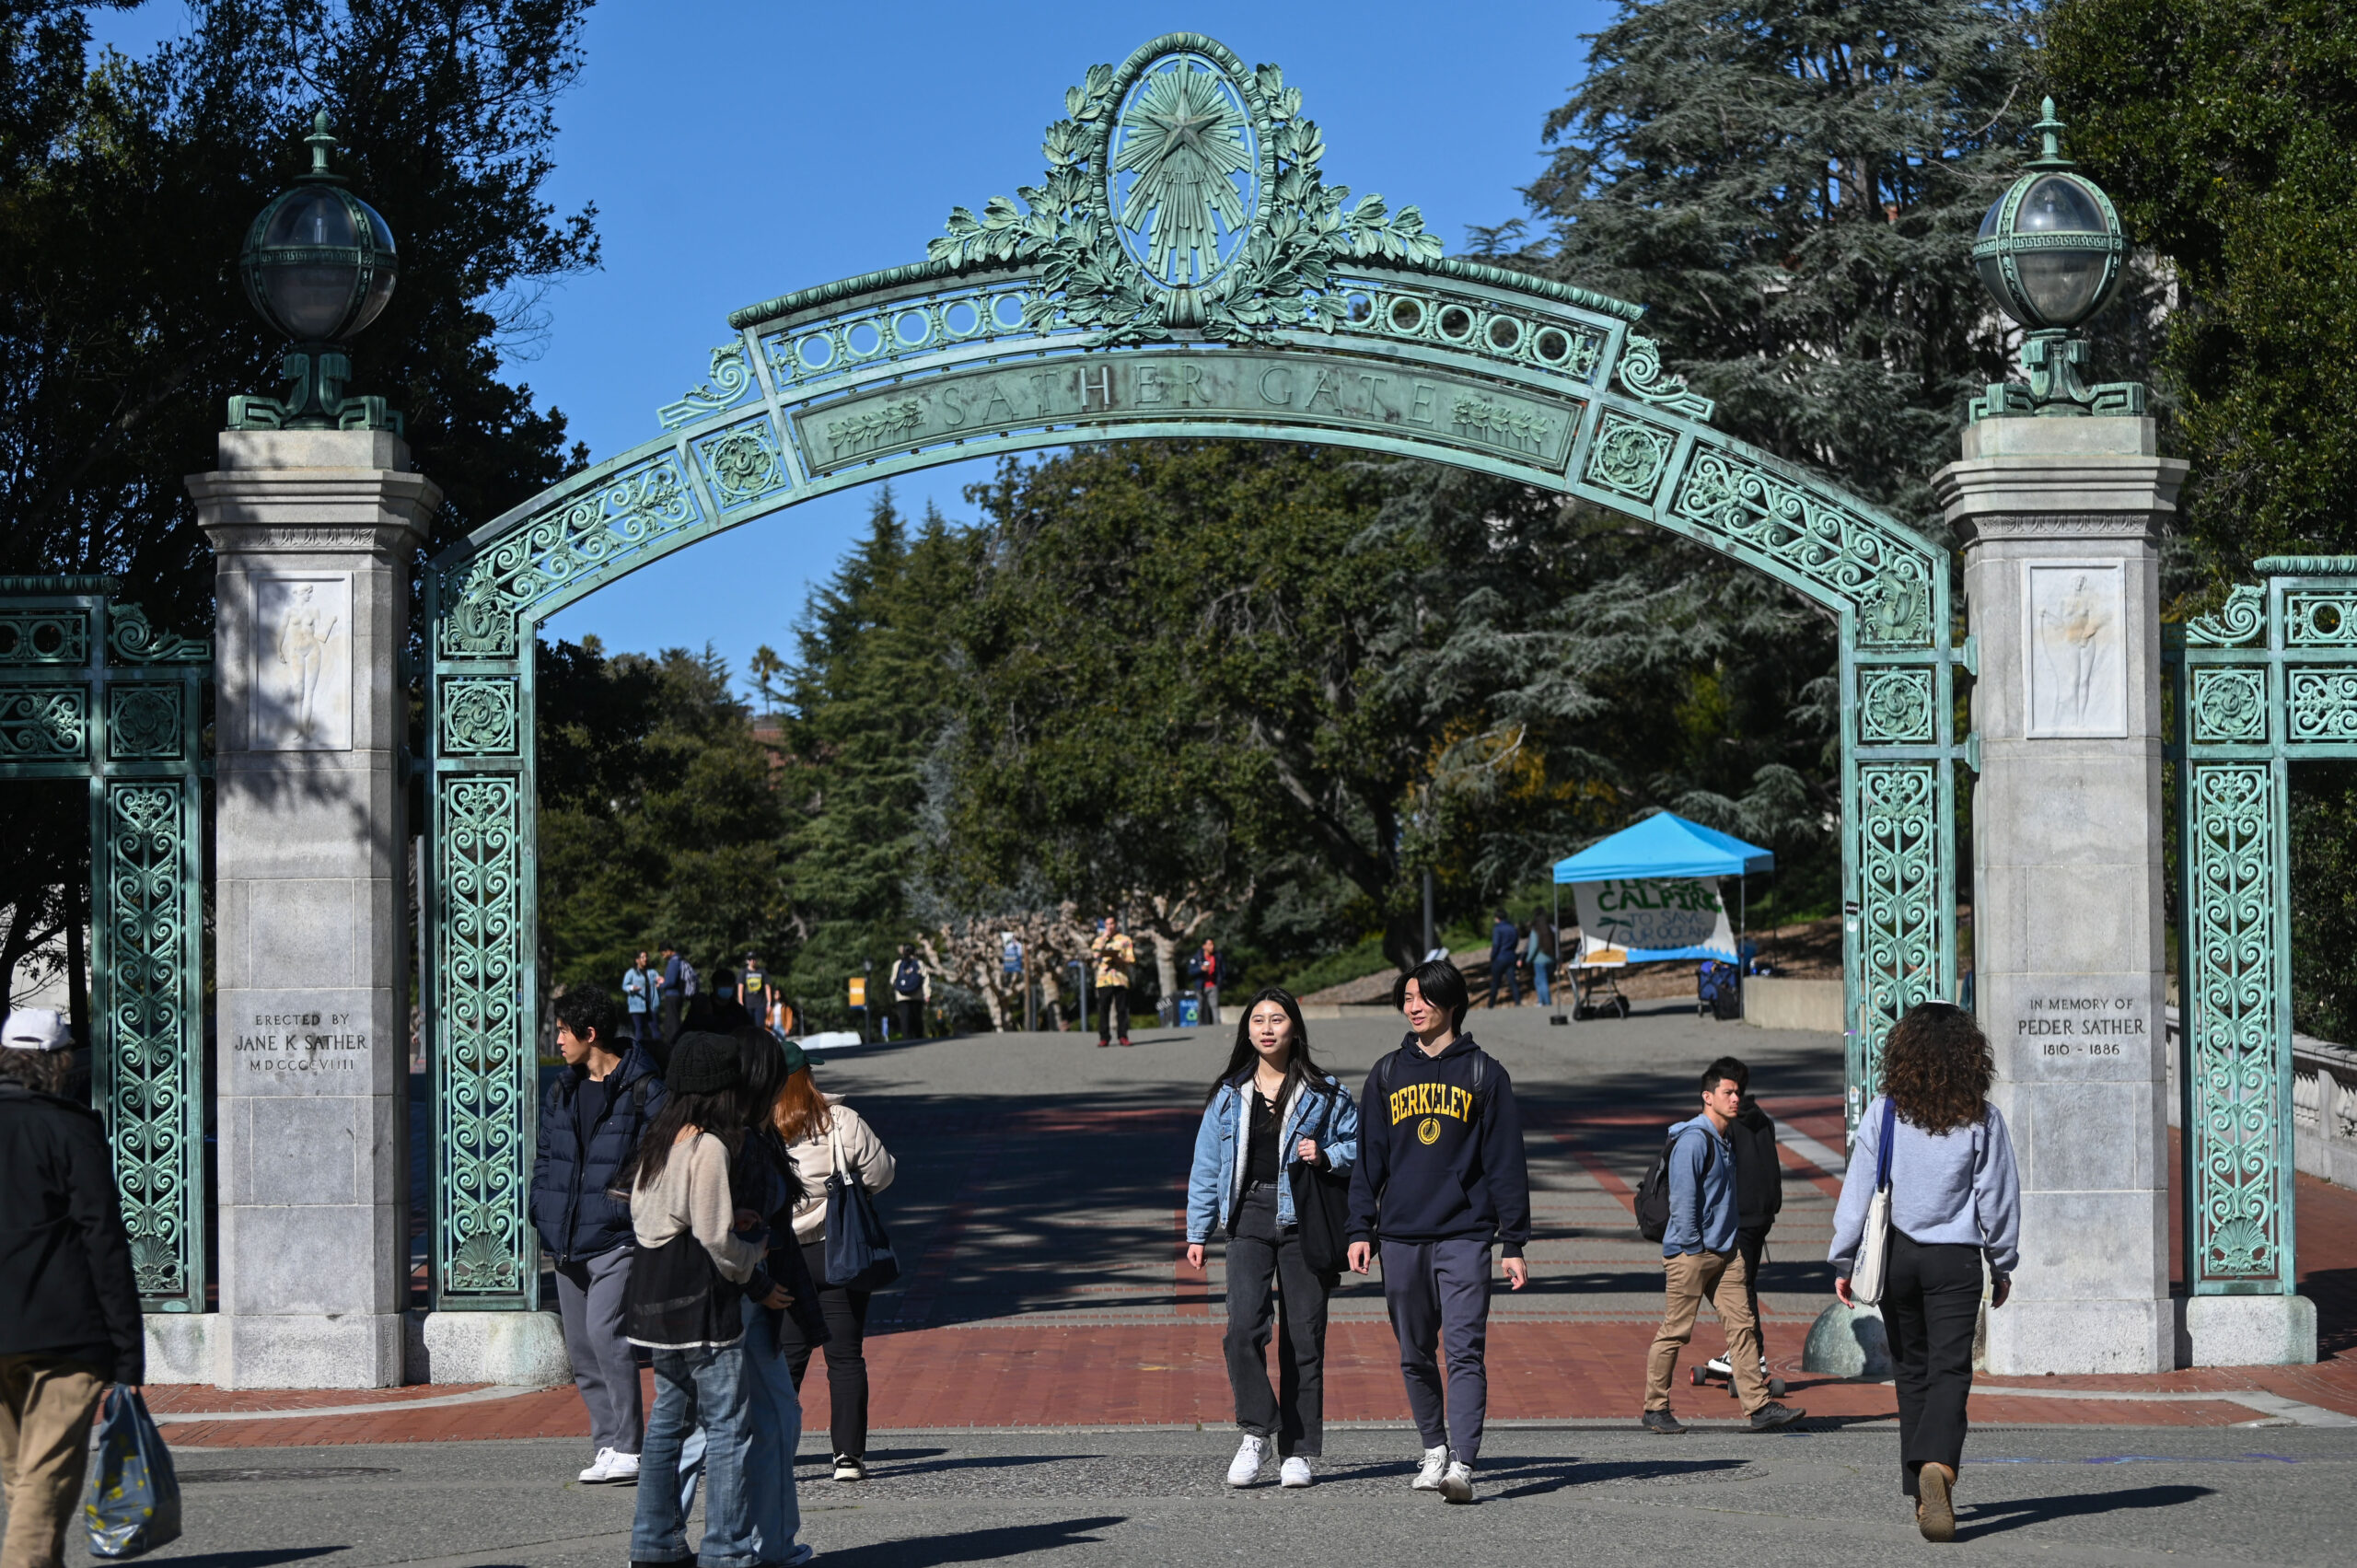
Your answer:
[1185,986,1359,1491]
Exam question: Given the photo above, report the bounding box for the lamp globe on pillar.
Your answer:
[1969,99,2129,415]
[228,110,403,434]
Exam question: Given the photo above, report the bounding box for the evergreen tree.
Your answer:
[774,491,967,1020]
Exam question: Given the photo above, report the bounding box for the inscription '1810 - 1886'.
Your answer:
[792,350,1584,478]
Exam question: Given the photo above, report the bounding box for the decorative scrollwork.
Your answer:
[107,602,209,664]
[439,678,519,756]
[2288,668,2357,742]
[0,610,92,665]
[1860,668,1936,744]
[439,459,702,658]
[103,783,198,1302]
[0,686,87,758]
[2184,762,2285,1285]
[436,774,529,1298]
[106,685,183,761]
[1617,334,1716,421]
[657,343,754,431]
[2185,584,2266,647]
[696,424,789,509]
[1673,452,1936,648]
[1585,411,1676,499]
[1855,764,1941,1101]
[2285,593,2357,646]
[2189,668,2268,743]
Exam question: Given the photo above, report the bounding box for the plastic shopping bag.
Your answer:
[81,1388,181,1559]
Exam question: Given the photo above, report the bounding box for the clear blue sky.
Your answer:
[100,2,1617,692]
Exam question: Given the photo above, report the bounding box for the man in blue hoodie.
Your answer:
[1641,1057,1805,1434]
[1345,959,1531,1505]
[530,983,669,1485]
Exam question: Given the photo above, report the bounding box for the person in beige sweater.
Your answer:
[770,1063,897,1481]
[622,1032,784,1568]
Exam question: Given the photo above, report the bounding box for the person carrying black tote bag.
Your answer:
[1289,1086,1354,1276]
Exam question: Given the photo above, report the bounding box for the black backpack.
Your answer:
[1633,1125,1713,1242]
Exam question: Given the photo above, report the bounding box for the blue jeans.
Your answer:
[633,1343,758,1567]
[1533,954,1554,1007]
[741,1297,805,1562]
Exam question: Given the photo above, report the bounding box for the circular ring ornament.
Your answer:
[1102,39,1271,291]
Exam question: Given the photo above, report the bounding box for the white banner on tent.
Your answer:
[1572,877,1736,966]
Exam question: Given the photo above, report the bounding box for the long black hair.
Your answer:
[732,1025,807,1206]
[625,1076,752,1191]
[1204,986,1320,1107]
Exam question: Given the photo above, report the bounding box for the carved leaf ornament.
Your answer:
[928,36,1442,344]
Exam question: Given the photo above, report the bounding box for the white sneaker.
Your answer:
[1279,1456,1313,1489]
[1411,1444,1449,1491]
[602,1450,639,1483]
[577,1447,621,1483]
[1704,1354,1733,1376]
[1440,1459,1475,1504]
[1226,1434,1270,1487]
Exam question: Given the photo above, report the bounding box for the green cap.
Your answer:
[780,1038,810,1078]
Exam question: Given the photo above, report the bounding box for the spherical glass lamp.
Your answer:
[239,111,398,345]
[1969,99,2125,333]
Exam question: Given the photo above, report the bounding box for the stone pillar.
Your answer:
[1936,417,2187,1375]
[190,430,440,1388]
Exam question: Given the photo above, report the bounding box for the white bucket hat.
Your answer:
[1,1007,73,1051]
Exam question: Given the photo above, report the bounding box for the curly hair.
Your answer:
[1881,1002,1992,1133]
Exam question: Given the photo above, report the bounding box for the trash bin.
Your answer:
[1178,995,1201,1028]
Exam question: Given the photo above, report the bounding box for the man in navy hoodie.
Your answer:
[1345,959,1531,1505]
[531,983,669,1485]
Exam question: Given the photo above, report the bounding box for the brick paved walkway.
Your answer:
[154,1013,2357,1447]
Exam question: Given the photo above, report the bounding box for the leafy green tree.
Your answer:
[2046,0,2357,569]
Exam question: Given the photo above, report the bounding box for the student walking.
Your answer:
[1184,988,1360,1489]
[1830,1002,2020,1542]
[1527,912,1557,1010]
[624,1031,771,1568]
[729,1028,829,1567]
[1641,1057,1806,1434]
[0,1009,145,1568]
[624,952,658,1048]
[1345,961,1532,1504]
[773,1057,898,1482]
[1191,938,1225,1028]
[889,946,927,1041]
[739,956,780,1039]
[1704,1058,1784,1391]
[1091,915,1135,1048]
[1483,911,1520,1007]
[530,985,668,1486]
[657,943,687,1063]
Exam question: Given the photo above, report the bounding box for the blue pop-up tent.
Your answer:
[1549,812,1773,968]
[1551,811,1774,884]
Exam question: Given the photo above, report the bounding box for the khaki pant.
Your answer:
[1643,1249,1769,1414]
[0,1356,105,1568]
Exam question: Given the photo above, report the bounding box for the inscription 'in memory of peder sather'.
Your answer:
[793,351,1584,477]
[2016,993,2148,1060]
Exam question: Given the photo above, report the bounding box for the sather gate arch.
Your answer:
[419,34,1965,1307]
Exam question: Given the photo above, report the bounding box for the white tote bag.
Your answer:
[1849,1097,1898,1307]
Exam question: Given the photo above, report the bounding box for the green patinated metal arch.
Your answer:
[421,33,1968,1307]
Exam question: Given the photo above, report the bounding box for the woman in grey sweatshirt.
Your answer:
[1829,1002,2020,1543]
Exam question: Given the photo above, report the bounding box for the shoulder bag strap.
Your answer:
[1875,1097,1898,1191]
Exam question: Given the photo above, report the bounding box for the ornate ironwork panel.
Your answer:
[421,33,1969,1301]
[0,577,210,1313]
[2165,554,2357,1297]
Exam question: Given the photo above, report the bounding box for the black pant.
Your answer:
[1485,958,1518,1006]
[1883,1230,1982,1496]
[777,1237,872,1460]
[896,997,923,1040]
[1096,985,1131,1042]
[1223,1182,1329,1457]
[1735,1225,1771,1359]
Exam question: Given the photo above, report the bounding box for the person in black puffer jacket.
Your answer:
[530,984,669,1486]
[0,1008,144,1568]
[1719,1058,1786,1381]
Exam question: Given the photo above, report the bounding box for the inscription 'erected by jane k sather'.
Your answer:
[2016,993,2148,1060]
[234,1007,368,1071]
